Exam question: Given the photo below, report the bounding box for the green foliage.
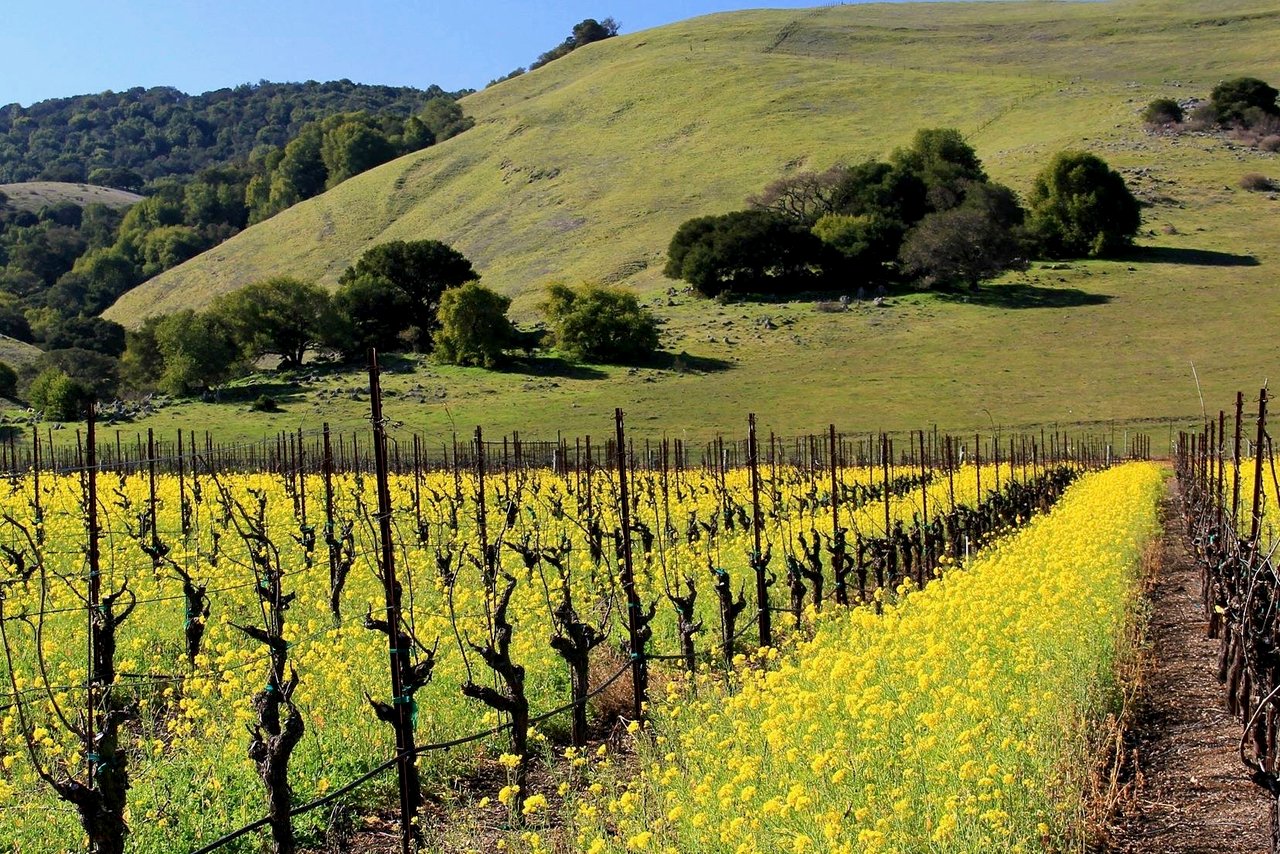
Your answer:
[211,276,334,366]
[665,210,833,296]
[38,347,120,400]
[335,239,478,352]
[812,213,902,283]
[899,203,1022,290]
[891,127,988,213]
[1142,98,1184,125]
[123,310,240,395]
[39,314,126,356]
[542,282,658,364]
[1028,151,1141,258]
[321,121,397,188]
[326,274,414,358]
[250,395,281,413]
[152,310,239,395]
[433,282,515,368]
[0,360,16,398]
[134,225,214,278]
[1210,77,1279,127]
[420,98,473,143]
[0,81,456,186]
[26,367,90,420]
[531,17,620,69]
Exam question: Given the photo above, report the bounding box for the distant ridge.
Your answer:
[0,181,142,212]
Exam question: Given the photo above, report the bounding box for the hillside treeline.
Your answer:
[0,98,474,343]
[0,80,470,187]
[666,129,1141,296]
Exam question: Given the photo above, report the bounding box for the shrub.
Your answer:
[664,210,833,297]
[26,368,91,421]
[1260,135,1280,152]
[1210,77,1280,127]
[542,283,659,364]
[1241,173,1276,191]
[1142,98,1184,126]
[812,213,902,284]
[899,205,1021,290]
[251,395,281,413]
[432,281,515,368]
[1027,151,1141,258]
[1185,102,1218,130]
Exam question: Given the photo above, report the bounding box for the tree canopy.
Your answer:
[334,239,479,353]
[665,209,832,296]
[210,276,333,367]
[433,282,515,368]
[542,282,658,363]
[1210,77,1280,126]
[1027,151,1141,258]
[0,81,465,186]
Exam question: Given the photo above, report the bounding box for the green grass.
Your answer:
[0,181,142,211]
[98,0,1280,444]
[0,334,42,371]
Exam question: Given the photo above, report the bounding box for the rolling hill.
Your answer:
[0,181,142,211]
[101,0,1280,443]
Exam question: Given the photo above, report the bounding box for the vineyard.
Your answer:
[0,359,1166,853]
[1177,389,1280,850]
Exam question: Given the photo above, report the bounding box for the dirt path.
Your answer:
[1109,485,1270,853]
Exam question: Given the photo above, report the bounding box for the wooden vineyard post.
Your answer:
[176,430,189,536]
[1233,391,1245,522]
[1249,389,1268,555]
[146,428,161,566]
[918,429,929,584]
[945,434,956,512]
[748,414,772,647]
[828,423,844,609]
[615,409,649,721]
[367,351,418,854]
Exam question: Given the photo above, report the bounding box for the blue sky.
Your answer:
[0,0,859,106]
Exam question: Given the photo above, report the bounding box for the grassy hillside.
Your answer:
[0,335,42,370]
[0,181,141,211]
[101,0,1280,443]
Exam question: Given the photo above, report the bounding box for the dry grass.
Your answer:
[0,181,142,212]
[1240,172,1276,191]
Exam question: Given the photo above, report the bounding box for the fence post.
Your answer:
[367,351,417,854]
[748,414,771,647]
[615,409,647,721]
[1249,388,1268,549]
[1233,391,1245,522]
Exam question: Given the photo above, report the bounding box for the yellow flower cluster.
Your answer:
[0,455,999,851]
[556,463,1164,852]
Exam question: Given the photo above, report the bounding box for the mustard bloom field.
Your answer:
[531,463,1165,854]
[0,460,1163,852]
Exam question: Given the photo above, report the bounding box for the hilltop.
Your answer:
[100,0,1280,442]
[0,181,142,211]
[0,81,459,188]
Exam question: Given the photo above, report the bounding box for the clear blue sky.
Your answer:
[1,0,856,107]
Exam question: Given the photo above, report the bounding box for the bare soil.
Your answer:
[1109,486,1270,853]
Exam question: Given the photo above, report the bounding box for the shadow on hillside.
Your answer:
[215,381,307,404]
[504,356,608,380]
[503,351,732,378]
[938,283,1112,309]
[656,351,732,374]
[1128,246,1260,267]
